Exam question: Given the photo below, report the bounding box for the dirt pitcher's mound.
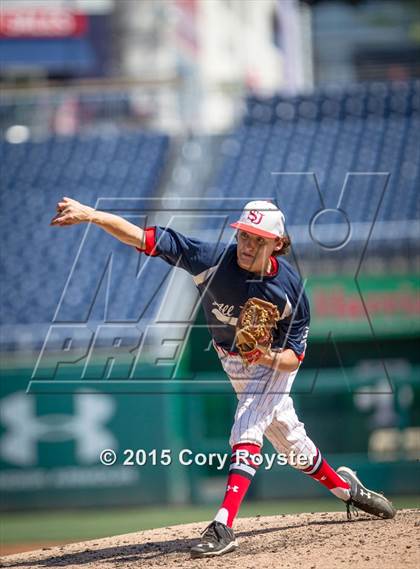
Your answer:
[2,509,419,569]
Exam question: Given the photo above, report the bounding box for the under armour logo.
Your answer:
[0,390,116,466]
[227,484,239,493]
[359,489,371,499]
[247,210,264,225]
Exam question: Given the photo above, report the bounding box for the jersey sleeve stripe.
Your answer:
[295,351,305,362]
[136,226,159,256]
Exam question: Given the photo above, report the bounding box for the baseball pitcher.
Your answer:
[51,198,396,558]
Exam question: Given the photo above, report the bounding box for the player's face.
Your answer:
[236,230,281,273]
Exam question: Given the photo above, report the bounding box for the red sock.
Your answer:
[214,443,261,527]
[302,449,350,501]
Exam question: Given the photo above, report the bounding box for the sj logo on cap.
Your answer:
[247,210,264,225]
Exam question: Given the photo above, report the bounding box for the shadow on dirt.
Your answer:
[2,516,381,567]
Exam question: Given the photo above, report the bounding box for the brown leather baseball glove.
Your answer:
[235,297,280,365]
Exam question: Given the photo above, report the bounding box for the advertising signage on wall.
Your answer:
[0,6,111,75]
[0,8,88,38]
[306,274,420,340]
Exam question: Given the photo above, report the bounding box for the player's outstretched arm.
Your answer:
[50,197,145,248]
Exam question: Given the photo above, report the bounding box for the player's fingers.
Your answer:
[50,216,64,225]
[62,196,78,205]
[56,198,73,212]
[51,213,72,225]
[55,205,72,218]
[51,211,63,221]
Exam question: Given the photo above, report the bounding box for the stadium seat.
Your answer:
[1,131,169,330]
[205,80,419,253]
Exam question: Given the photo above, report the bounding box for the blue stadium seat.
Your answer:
[1,131,169,328]
[205,81,419,256]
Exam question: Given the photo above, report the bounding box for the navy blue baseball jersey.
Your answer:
[138,226,310,359]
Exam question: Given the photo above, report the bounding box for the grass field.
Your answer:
[2,495,419,545]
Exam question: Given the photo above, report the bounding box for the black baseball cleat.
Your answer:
[337,466,396,520]
[190,521,238,558]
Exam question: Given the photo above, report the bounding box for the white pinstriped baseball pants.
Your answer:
[218,352,317,469]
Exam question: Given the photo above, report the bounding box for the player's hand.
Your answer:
[254,348,276,366]
[50,197,95,226]
[258,348,300,372]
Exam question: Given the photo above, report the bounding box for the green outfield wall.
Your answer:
[1,355,419,510]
